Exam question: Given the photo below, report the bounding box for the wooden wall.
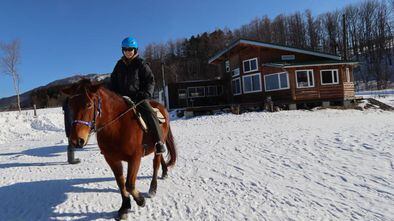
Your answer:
[220,44,356,105]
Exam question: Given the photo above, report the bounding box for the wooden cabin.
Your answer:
[208,39,358,109]
[166,79,227,110]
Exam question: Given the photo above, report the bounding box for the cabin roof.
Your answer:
[208,39,342,64]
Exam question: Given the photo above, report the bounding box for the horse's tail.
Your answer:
[165,125,177,168]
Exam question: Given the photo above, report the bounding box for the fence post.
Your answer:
[33,104,37,118]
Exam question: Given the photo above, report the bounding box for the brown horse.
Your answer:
[63,79,177,220]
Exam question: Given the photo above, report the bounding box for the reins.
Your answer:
[94,99,145,133]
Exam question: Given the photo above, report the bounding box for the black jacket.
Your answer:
[110,56,155,101]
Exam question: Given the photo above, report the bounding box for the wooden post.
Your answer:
[33,104,37,117]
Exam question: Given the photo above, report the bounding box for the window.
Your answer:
[243,73,262,93]
[178,89,187,99]
[206,85,218,97]
[232,78,241,95]
[296,70,314,88]
[225,60,230,72]
[346,68,350,82]
[188,87,205,97]
[264,72,289,92]
[320,69,339,85]
[232,68,240,77]
[243,58,258,73]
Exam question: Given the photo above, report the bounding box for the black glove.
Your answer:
[136,91,149,101]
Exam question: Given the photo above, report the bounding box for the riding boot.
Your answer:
[137,101,166,155]
[67,144,81,164]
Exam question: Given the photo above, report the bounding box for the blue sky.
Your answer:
[0,0,361,98]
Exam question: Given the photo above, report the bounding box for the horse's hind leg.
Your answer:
[160,156,168,179]
[126,157,145,207]
[149,155,161,197]
[104,156,130,220]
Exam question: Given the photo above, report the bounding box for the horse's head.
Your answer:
[62,79,102,148]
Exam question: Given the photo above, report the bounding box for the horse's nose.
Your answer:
[77,138,85,147]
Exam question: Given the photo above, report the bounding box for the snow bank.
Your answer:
[0,108,64,144]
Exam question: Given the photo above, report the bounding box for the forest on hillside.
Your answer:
[143,0,394,90]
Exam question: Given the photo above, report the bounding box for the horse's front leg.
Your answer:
[149,154,161,197]
[104,156,130,220]
[126,157,145,207]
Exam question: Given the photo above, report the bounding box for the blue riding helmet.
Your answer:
[121,37,138,49]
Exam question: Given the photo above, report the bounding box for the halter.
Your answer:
[72,88,102,133]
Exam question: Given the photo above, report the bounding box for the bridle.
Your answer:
[70,88,102,133]
[70,89,145,134]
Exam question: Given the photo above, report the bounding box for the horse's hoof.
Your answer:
[161,173,168,179]
[118,213,128,220]
[148,189,156,198]
[118,209,129,220]
[135,197,146,207]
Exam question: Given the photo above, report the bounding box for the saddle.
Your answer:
[133,108,165,133]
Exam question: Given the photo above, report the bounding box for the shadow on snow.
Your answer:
[0,176,150,221]
[0,144,95,158]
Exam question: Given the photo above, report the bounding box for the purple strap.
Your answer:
[73,120,93,128]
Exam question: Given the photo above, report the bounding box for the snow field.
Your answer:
[0,107,393,220]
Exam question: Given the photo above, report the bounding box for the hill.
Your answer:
[0,73,109,111]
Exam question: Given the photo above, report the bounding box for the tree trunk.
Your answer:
[11,74,21,112]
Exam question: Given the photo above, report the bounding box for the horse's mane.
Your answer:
[70,79,125,107]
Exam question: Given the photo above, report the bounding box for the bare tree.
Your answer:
[271,14,287,44]
[0,39,22,112]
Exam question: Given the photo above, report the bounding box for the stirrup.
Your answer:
[155,141,166,155]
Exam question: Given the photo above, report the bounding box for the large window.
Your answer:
[243,73,262,93]
[320,69,339,85]
[232,78,241,95]
[296,70,314,88]
[206,85,218,97]
[188,87,205,97]
[243,58,258,73]
[264,72,289,92]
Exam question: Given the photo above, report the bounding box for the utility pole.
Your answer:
[161,62,167,108]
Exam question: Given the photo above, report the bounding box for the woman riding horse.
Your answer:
[64,80,176,220]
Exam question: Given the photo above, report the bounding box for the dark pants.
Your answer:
[63,99,72,138]
[137,100,162,142]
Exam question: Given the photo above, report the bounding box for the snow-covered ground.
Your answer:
[0,107,393,220]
